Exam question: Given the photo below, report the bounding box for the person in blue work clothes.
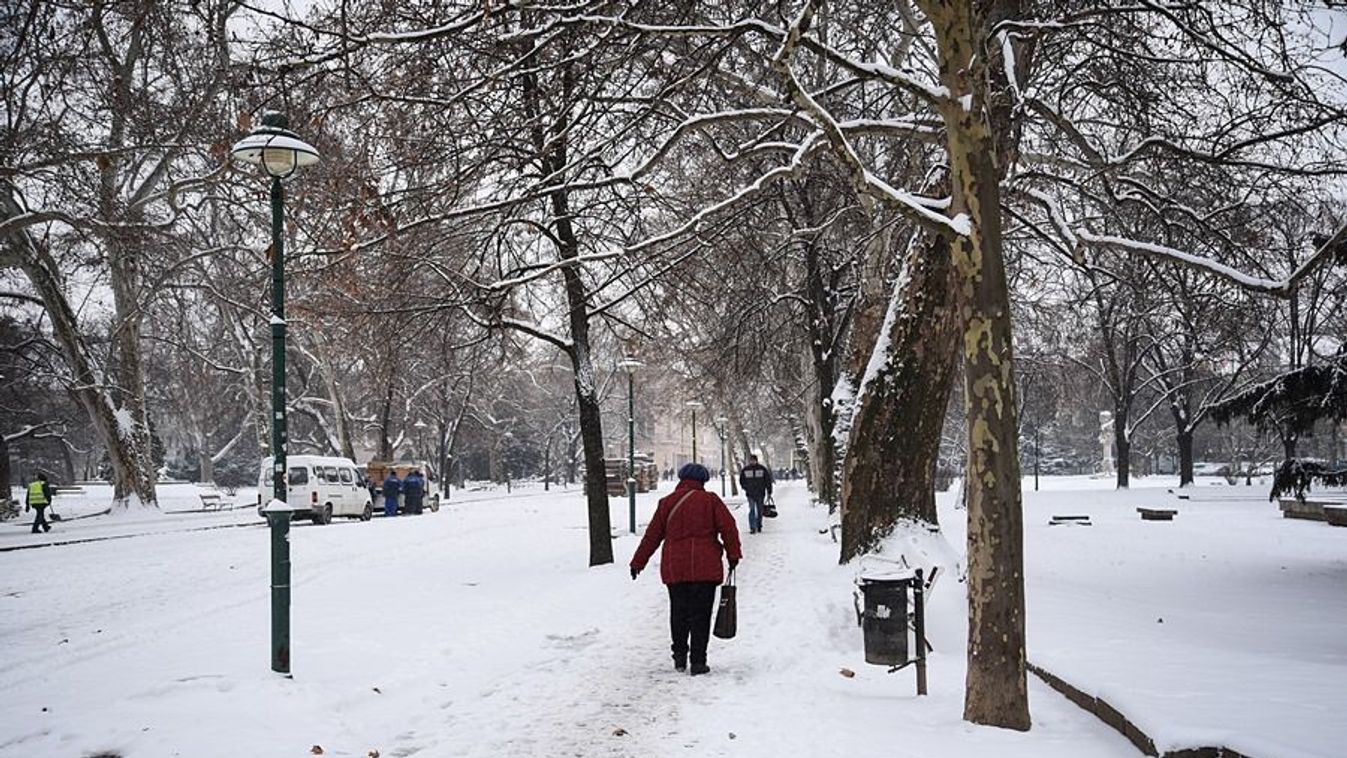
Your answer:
[403,469,426,515]
[738,455,773,534]
[381,470,402,517]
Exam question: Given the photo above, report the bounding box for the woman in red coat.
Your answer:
[631,462,743,675]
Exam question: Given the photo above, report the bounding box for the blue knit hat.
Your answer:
[678,462,711,482]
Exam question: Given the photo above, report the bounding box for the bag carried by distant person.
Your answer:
[763,494,777,519]
[712,568,737,639]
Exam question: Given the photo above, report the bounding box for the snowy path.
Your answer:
[0,481,1140,757]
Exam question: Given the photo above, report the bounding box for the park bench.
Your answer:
[1278,498,1331,521]
[1136,507,1177,521]
[198,492,224,510]
[1049,514,1092,526]
[1325,505,1347,528]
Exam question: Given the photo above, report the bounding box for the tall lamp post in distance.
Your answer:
[685,400,704,463]
[414,419,428,460]
[715,415,729,496]
[231,111,320,676]
[617,357,642,534]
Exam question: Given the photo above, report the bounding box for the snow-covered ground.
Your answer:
[1016,477,1347,758]
[0,475,1341,757]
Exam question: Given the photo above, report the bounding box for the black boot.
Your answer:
[690,662,710,676]
[673,654,687,672]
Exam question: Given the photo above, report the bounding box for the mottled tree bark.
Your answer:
[839,232,960,561]
[2,190,154,508]
[922,0,1031,731]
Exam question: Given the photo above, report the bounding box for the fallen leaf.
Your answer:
[728,732,737,740]
[372,686,382,694]
[368,751,381,758]
[612,728,627,737]
[839,668,856,678]
[310,746,324,755]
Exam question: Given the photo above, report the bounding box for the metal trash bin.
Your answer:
[859,577,910,666]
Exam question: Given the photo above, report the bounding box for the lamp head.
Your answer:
[231,111,320,178]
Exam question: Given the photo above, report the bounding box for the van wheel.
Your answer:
[361,503,372,521]
[316,504,333,525]
[430,495,440,513]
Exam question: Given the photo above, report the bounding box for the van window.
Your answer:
[339,468,354,483]
[322,466,341,483]
[289,467,308,485]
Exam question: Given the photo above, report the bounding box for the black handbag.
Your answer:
[763,495,778,518]
[713,568,737,639]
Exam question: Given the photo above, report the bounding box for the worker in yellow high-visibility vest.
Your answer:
[25,472,54,534]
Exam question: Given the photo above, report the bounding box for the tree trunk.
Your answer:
[0,434,10,503]
[840,232,960,561]
[106,228,158,506]
[802,232,841,510]
[923,0,1030,731]
[3,187,155,508]
[1114,417,1131,489]
[1176,426,1194,487]
[572,370,613,565]
[544,441,552,491]
[199,447,215,484]
[379,382,395,460]
[58,439,76,484]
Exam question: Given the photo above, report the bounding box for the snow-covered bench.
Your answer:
[1136,507,1177,521]
[1278,497,1333,521]
[1325,505,1347,528]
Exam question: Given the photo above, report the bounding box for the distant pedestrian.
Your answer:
[739,455,774,534]
[631,462,742,675]
[25,472,54,534]
[403,469,426,515]
[382,471,402,517]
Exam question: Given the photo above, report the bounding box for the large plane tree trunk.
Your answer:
[923,0,1031,731]
[3,188,155,508]
[840,231,960,561]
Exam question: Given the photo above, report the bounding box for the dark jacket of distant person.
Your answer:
[739,459,774,500]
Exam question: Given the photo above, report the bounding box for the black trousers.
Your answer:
[667,581,719,664]
[30,504,49,533]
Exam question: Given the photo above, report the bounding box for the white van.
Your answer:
[256,455,374,524]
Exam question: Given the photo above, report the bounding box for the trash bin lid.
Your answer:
[858,568,915,584]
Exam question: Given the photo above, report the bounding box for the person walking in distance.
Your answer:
[739,454,774,534]
[631,463,742,675]
[25,472,55,534]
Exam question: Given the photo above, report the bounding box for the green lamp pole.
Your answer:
[685,400,704,463]
[618,358,642,534]
[716,414,729,496]
[231,111,320,675]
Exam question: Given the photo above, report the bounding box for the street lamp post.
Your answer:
[617,358,642,534]
[715,415,729,496]
[685,400,704,463]
[414,419,428,459]
[231,111,319,676]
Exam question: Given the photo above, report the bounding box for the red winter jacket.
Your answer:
[631,479,742,585]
